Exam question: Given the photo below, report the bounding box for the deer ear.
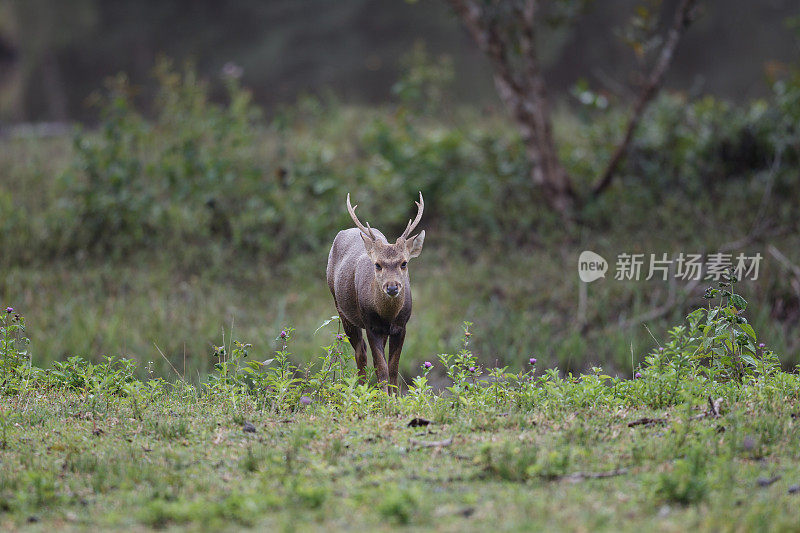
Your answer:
[360,233,377,258]
[407,230,425,258]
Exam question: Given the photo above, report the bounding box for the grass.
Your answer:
[3,235,798,380]
[1,277,798,530]
[1,383,799,531]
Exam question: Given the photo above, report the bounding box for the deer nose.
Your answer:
[385,283,401,297]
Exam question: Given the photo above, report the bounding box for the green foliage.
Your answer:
[59,59,262,255]
[48,57,554,262]
[28,53,798,265]
[392,41,454,115]
[632,271,781,401]
[45,355,139,394]
[0,309,30,391]
[377,486,422,525]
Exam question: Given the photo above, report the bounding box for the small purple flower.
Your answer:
[658,347,665,352]
[529,357,537,365]
[468,366,476,373]
[300,396,312,406]
[423,361,433,369]
[758,343,766,349]
[335,334,344,341]
[634,372,642,379]
[5,307,12,314]
[280,330,288,339]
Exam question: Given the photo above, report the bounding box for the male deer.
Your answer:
[326,193,425,392]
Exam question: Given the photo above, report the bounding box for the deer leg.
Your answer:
[387,327,406,394]
[365,329,389,393]
[342,319,368,383]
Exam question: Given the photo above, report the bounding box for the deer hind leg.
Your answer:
[341,319,368,383]
[387,327,406,394]
[365,329,389,393]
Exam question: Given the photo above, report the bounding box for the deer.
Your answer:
[326,192,425,393]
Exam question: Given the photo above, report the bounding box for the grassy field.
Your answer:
[2,374,799,531]
[2,294,799,531]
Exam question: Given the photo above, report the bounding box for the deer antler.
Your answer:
[347,194,376,240]
[399,192,424,241]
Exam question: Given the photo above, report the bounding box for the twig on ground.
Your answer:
[628,417,667,428]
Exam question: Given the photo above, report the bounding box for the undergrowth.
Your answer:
[1,277,800,530]
[2,273,796,416]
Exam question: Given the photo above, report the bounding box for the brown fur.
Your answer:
[326,196,425,392]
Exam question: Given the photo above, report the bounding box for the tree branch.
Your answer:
[591,0,700,197]
[447,0,575,214]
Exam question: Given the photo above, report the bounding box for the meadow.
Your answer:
[1,59,800,530]
[1,298,800,531]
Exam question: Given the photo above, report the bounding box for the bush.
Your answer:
[59,59,263,256]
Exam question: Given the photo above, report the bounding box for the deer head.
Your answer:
[346,192,425,299]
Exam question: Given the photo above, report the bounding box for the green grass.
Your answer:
[1,290,798,530]
[3,236,798,380]
[1,385,799,531]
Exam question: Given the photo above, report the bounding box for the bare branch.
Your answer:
[592,0,700,197]
[446,0,525,97]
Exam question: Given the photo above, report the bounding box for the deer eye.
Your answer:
[401,261,407,269]
[374,263,382,271]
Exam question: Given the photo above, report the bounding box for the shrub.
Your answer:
[59,59,262,256]
[0,308,30,392]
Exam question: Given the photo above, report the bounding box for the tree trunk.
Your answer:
[447,0,575,215]
[492,72,575,214]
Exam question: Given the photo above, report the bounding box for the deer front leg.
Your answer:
[365,328,389,393]
[387,327,406,394]
[342,320,368,383]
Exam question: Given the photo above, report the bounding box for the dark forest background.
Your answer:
[0,0,796,123]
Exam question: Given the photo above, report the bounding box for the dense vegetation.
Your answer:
[1,0,794,122]
[1,53,799,379]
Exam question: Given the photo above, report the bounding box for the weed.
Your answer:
[654,445,709,505]
[377,486,422,525]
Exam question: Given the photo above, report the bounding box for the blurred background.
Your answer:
[0,0,798,381]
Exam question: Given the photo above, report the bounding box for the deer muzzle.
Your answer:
[384,282,401,298]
